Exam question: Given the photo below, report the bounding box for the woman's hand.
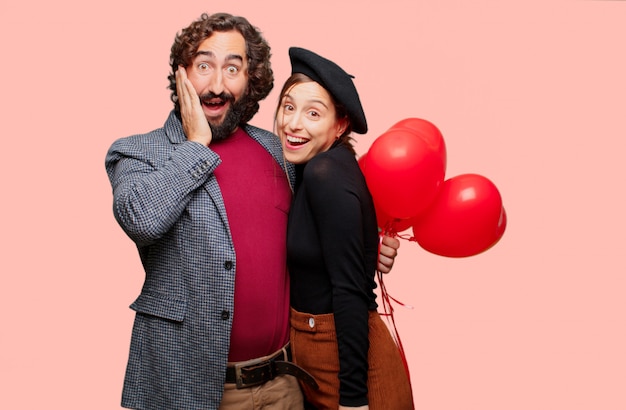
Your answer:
[377,235,400,273]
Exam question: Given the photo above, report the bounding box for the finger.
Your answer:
[179,67,204,120]
[176,70,186,112]
[184,77,202,112]
[381,235,400,250]
[175,67,184,100]
[379,243,398,259]
[176,66,192,113]
[377,255,394,273]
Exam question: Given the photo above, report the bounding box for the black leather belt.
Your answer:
[225,343,318,390]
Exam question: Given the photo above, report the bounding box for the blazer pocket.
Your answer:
[130,292,187,322]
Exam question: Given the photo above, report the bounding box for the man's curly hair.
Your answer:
[167,13,274,124]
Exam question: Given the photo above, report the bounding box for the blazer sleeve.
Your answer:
[105,133,221,246]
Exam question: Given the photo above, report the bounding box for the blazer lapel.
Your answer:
[164,110,233,237]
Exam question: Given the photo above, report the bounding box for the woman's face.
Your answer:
[276,81,346,164]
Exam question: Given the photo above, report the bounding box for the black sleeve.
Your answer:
[303,155,371,406]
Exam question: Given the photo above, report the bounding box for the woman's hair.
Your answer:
[275,73,355,154]
[167,13,274,124]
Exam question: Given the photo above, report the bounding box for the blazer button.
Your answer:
[221,310,230,320]
[224,261,233,270]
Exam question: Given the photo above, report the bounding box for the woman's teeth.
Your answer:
[287,135,308,145]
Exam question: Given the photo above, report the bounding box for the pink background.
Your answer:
[2,1,625,408]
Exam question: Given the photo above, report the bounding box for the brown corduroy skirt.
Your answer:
[290,308,414,410]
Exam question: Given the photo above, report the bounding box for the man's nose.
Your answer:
[208,70,225,94]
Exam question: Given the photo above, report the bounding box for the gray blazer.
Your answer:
[105,111,295,410]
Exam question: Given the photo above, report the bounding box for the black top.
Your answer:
[287,142,379,405]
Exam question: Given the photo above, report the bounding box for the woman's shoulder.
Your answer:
[304,146,357,184]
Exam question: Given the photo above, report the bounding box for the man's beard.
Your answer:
[200,92,250,141]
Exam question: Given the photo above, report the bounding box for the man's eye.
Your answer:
[198,63,209,71]
[227,66,239,75]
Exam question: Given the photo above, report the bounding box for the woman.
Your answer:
[275,47,414,410]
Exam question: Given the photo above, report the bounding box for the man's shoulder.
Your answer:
[110,111,182,149]
[241,123,283,158]
[242,124,276,140]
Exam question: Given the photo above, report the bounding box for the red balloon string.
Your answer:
[377,232,414,395]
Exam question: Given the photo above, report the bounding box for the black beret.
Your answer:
[289,47,368,134]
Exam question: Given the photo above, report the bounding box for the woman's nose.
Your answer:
[288,112,303,130]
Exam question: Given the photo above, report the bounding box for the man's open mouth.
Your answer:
[202,98,227,108]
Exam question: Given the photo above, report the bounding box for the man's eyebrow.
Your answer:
[194,50,244,63]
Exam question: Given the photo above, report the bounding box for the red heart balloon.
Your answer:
[362,128,445,219]
[387,118,447,172]
[360,153,418,233]
[375,207,418,234]
[412,173,507,257]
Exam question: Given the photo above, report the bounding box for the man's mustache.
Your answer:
[199,92,235,104]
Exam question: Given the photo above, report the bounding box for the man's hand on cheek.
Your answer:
[176,66,213,146]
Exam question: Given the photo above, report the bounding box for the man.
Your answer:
[105,12,399,410]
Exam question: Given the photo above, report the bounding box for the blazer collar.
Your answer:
[164,110,187,144]
[162,110,295,185]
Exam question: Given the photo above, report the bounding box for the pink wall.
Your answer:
[2,1,625,408]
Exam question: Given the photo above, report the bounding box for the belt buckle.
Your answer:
[232,347,286,389]
[233,362,249,389]
[234,361,272,389]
